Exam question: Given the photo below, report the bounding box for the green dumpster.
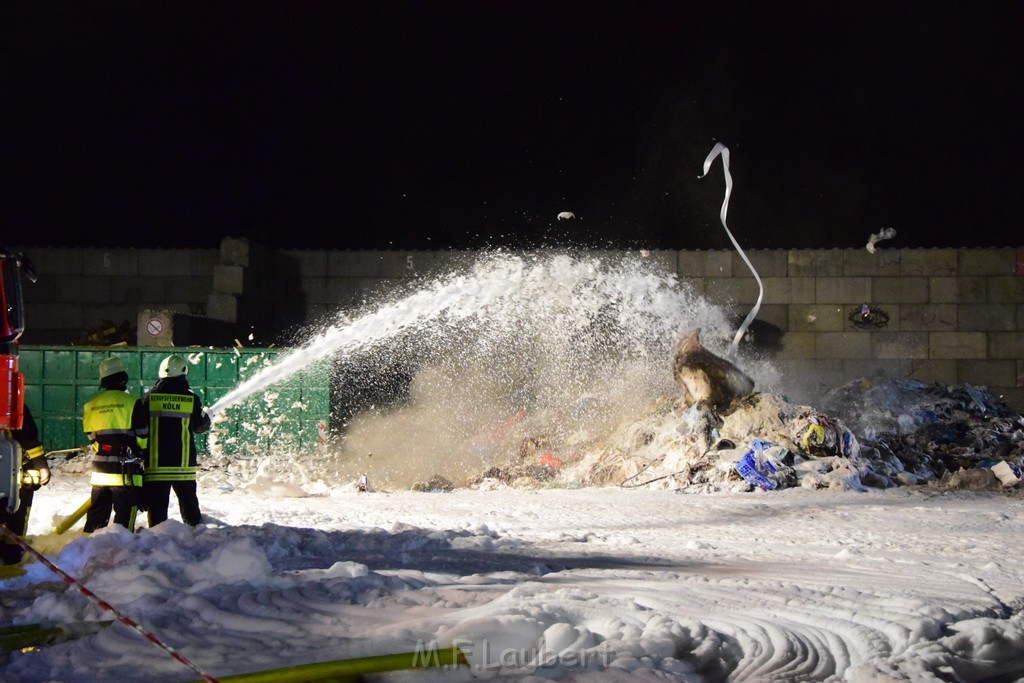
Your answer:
[20,346,331,457]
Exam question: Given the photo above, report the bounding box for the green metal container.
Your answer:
[20,345,331,457]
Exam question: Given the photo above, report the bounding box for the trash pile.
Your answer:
[466,379,1024,494]
[822,379,1024,491]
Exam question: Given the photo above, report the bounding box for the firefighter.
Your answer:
[0,404,50,565]
[142,354,210,527]
[82,357,149,533]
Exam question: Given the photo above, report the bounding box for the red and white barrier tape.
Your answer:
[0,523,219,682]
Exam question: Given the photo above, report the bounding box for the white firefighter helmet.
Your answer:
[99,357,126,380]
[158,354,188,378]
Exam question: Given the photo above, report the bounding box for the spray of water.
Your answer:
[204,250,776,489]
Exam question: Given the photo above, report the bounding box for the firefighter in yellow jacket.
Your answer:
[82,357,148,533]
[141,355,211,527]
[1,404,51,565]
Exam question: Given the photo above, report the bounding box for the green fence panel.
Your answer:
[77,385,100,414]
[205,355,238,384]
[20,345,332,457]
[42,385,75,414]
[42,350,75,382]
[301,419,326,449]
[40,417,80,452]
[141,351,167,381]
[18,348,43,385]
[23,384,42,419]
[301,387,330,415]
[75,350,107,382]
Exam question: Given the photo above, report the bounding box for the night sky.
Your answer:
[3,2,1021,251]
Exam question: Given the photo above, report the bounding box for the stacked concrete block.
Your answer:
[760,277,815,305]
[678,250,732,277]
[900,249,958,276]
[957,360,1017,388]
[930,276,987,303]
[815,332,872,359]
[428,250,480,275]
[788,304,846,332]
[206,293,238,324]
[988,276,1024,303]
[898,304,956,332]
[872,332,929,359]
[816,277,871,304]
[788,249,843,277]
[873,276,929,303]
[907,359,958,385]
[843,249,901,276]
[56,275,111,304]
[776,332,815,359]
[11,245,218,345]
[327,250,385,277]
[703,277,761,306]
[138,249,194,277]
[958,305,1017,332]
[989,333,1024,359]
[730,250,788,279]
[640,250,677,273]
[677,277,706,297]
[748,304,788,332]
[212,265,244,295]
[959,248,1016,275]
[283,249,328,278]
[22,247,85,276]
[206,237,283,344]
[929,332,987,359]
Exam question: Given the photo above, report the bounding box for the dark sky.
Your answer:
[2,2,1021,251]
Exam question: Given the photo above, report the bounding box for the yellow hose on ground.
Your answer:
[195,646,469,683]
[52,498,91,535]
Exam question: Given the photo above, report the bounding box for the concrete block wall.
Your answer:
[11,242,1024,411]
[683,247,1024,410]
[13,246,218,345]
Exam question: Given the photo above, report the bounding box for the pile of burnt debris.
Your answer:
[449,379,1024,494]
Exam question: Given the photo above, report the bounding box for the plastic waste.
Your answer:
[866,227,896,253]
[539,452,562,468]
[735,440,788,491]
[990,461,1022,487]
[798,415,859,458]
[963,384,991,414]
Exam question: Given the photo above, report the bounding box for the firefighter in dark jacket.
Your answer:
[1,404,51,565]
[142,354,211,527]
[82,357,149,533]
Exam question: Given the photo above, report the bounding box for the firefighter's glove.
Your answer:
[26,456,51,486]
[22,468,50,490]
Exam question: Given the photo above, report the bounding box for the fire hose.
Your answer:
[0,523,220,683]
[3,522,470,681]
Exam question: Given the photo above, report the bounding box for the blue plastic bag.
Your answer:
[735,440,783,491]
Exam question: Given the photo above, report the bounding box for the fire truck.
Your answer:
[1,247,37,514]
